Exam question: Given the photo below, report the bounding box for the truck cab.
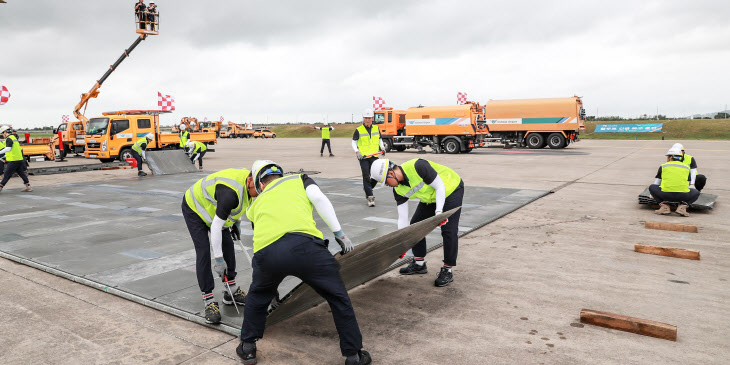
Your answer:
[84,111,161,162]
[374,108,408,152]
[53,121,86,154]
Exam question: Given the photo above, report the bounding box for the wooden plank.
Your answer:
[580,309,677,341]
[645,221,698,233]
[635,244,700,260]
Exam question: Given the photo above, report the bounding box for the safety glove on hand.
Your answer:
[334,230,354,254]
[356,152,363,160]
[435,210,448,227]
[213,257,228,278]
[230,221,241,241]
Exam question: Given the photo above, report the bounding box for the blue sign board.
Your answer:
[594,123,663,133]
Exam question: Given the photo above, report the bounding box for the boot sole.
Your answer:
[435,279,453,287]
[205,318,221,324]
[399,269,428,275]
[222,298,246,306]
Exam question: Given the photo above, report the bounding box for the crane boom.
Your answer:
[73,34,148,124]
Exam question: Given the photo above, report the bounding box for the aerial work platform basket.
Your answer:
[135,10,160,36]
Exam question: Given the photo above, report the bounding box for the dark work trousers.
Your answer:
[181,200,237,295]
[241,233,363,357]
[130,150,144,171]
[191,150,206,167]
[410,183,464,266]
[649,184,700,205]
[320,139,332,154]
[695,174,707,191]
[359,157,379,198]
[0,160,4,175]
[0,160,30,187]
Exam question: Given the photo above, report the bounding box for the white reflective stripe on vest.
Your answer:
[664,163,689,170]
[402,181,425,198]
[186,186,213,223]
[201,176,247,220]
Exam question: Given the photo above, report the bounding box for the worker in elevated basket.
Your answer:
[182,167,250,324]
[131,133,154,176]
[649,145,700,217]
[370,158,464,287]
[237,160,371,365]
[186,140,207,170]
[352,108,385,207]
[672,143,707,192]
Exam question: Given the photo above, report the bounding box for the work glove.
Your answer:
[333,230,354,254]
[230,221,241,241]
[356,151,363,160]
[213,257,228,278]
[435,210,448,227]
[379,149,386,157]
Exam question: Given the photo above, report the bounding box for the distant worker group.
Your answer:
[134,0,158,31]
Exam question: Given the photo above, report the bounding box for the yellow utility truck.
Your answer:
[84,110,216,162]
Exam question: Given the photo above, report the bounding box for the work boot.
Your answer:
[345,350,372,365]
[0,185,4,193]
[236,341,257,365]
[367,196,375,207]
[321,153,324,157]
[198,165,203,170]
[654,203,671,215]
[676,203,690,217]
[204,302,221,324]
[138,171,147,177]
[329,153,335,157]
[22,184,32,192]
[399,261,428,275]
[435,266,454,287]
[223,287,247,306]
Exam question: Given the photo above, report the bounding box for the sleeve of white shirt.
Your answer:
[690,168,697,185]
[210,216,226,258]
[142,150,146,160]
[428,175,447,213]
[379,138,384,150]
[306,184,341,232]
[654,178,662,185]
[351,140,359,152]
[0,147,10,154]
[397,202,410,229]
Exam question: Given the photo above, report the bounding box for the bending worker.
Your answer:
[179,123,190,148]
[131,133,154,177]
[186,140,207,170]
[312,122,335,157]
[182,167,249,324]
[237,160,371,365]
[650,145,700,217]
[0,126,32,193]
[352,108,384,207]
[370,158,464,287]
[672,143,706,191]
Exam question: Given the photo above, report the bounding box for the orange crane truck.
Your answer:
[377,103,490,154]
[483,96,586,149]
[84,110,216,162]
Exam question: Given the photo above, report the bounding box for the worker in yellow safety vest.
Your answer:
[370,158,464,287]
[672,143,707,191]
[311,121,335,157]
[352,108,385,207]
[649,145,700,217]
[186,140,207,170]
[236,160,371,365]
[179,124,190,148]
[131,133,154,177]
[182,168,251,324]
[0,126,32,193]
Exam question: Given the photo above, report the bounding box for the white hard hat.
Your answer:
[370,158,392,189]
[149,1,155,4]
[180,124,187,131]
[251,159,284,194]
[323,122,329,126]
[666,146,682,156]
[186,140,195,147]
[0,126,9,134]
[672,143,684,151]
[145,133,155,140]
[363,108,374,118]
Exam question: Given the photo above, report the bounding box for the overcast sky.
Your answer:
[1,0,729,127]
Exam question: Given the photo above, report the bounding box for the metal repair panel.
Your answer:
[638,187,717,210]
[145,150,198,175]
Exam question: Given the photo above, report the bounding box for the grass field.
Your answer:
[266,124,361,138]
[581,119,730,140]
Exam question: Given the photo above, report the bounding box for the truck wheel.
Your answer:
[272,134,276,139]
[526,134,546,149]
[395,146,407,152]
[99,158,115,163]
[443,139,460,154]
[382,139,392,152]
[547,133,566,149]
[119,148,134,162]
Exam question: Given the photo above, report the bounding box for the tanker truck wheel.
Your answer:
[526,133,546,149]
[382,139,392,153]
[547,133,566,149]
[443,139,460,154]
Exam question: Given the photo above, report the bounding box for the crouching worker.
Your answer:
[370,158,464,287]
[649,145,700,217]
[131,133,154,177]
[0,126,32,193]
[186,140,207,170]
[183,168,250,324]
[237,160,371,365]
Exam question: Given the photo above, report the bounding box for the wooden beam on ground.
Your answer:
[580,309,677,341]
[635,244,700,260]
[645,221,698,233]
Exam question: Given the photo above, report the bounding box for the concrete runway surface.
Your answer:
[0,138,728,364]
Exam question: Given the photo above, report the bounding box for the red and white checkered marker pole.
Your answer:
[204,117,208,122]
[0,85,10,105]
[373,96,386,111]
[220,116,224,122]
[62,115,69,122]
[158,92,176,111]
[457,92,467,105]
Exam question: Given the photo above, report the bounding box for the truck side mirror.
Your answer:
[52,128,57,134]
